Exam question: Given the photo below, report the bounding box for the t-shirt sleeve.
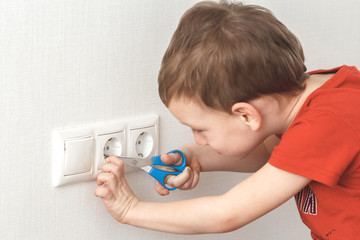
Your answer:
[269,110,359,186]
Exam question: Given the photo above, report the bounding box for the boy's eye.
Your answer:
[192,129,203,133]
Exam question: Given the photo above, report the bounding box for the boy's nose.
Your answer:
[194,134,208,146]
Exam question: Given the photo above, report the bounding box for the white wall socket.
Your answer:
[52,114,159,187]
[95,120,127,171]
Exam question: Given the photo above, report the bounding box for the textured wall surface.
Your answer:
[0,0,359,239]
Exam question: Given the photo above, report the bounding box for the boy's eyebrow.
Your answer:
[177,119,194,128]
[180,121,192,128]
[180,120,203,131]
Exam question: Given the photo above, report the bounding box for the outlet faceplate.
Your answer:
[52,114,159,187]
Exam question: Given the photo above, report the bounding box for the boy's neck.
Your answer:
[250,73,334,135]
[283,73,334,131]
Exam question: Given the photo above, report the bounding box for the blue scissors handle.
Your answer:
[148,150,187,191]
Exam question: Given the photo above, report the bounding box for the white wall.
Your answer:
[0,0,359,239]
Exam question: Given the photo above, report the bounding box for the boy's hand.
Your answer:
[94,156,139,223]
[155,149,201,196]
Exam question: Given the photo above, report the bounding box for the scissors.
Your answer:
[104,149,186,191]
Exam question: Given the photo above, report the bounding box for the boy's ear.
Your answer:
[231,102,262,131]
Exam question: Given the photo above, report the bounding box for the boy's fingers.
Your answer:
[94,186,108,197]
[101,163,122,179]
[154,181,170,196]
[94,187,114,201]
[106,156,125,168]
[191,171,200,188]
[154,167,196,194]
[97,172,117,190]
[161,152,182,166]
[166,167,191,188]
[179,169,194,189]
[97,172,107,186]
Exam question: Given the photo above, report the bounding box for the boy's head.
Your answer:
[158,1,308,113]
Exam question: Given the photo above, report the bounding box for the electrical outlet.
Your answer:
[95,120,126,173]
[97,131,125,170]
[128,116,159,159]
[52,114,159,187]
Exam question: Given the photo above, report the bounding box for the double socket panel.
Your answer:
[52,114,159,187]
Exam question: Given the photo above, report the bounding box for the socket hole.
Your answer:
[104,137,122,159]
[135,132,153,158]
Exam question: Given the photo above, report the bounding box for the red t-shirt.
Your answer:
[269,66,360,239]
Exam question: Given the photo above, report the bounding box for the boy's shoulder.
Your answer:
[300,65,360,114]
[308,65,360,90]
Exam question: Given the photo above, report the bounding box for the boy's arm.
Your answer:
[154,135,280,195]
[183,135,280,173]
[96,158,310,234]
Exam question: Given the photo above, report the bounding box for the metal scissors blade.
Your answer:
[104,155,152,168]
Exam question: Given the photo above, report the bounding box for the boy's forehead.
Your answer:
[168,97,207,124]
[169,97,207,113]
[170,94,214,108]
[168,96,229,128]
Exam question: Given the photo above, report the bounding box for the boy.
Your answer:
[95,1,360,239]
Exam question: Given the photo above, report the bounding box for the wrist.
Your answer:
[121,198,140,224]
